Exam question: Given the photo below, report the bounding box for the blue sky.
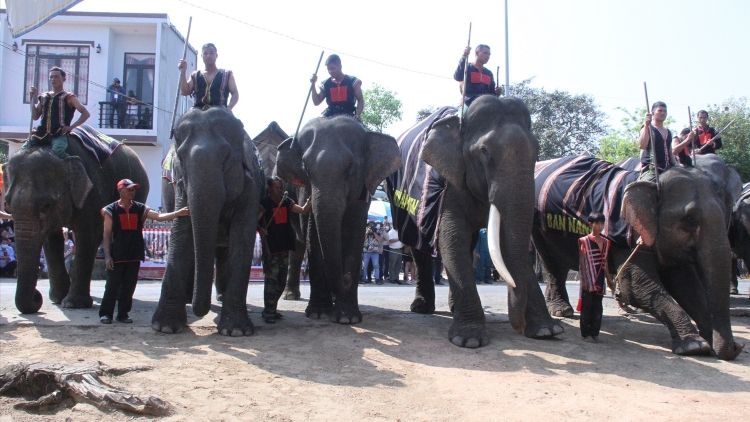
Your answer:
[5,0,749,138]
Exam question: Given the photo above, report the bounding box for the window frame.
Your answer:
[23,43,91,105]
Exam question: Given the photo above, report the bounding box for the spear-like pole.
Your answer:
[697,118,737,152]
[293,51,325,140]
[27,55,37,138]
[496,65,501,97]
[460,22,472,127]
[689,106,695,163]
[170,16,192,139]
[643,82,659,191]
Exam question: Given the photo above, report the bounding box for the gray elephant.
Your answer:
[276,116,401,323]
[151,108,263,336]
[387,96,563,348]
[534,154,744,360]
[730,182,750,298]
[3,126,149,314]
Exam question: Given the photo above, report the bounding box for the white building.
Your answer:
[0,10,197,207]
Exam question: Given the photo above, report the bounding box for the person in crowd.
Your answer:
[137,107,152,129]
[361,221,381,285]
[126,90,139,128]
[578,212,613,343]
[433,249,445,285]
[379,219,391,282]
[258,177,311,323]
[63,228,75,273]
[310,54,365,121]
[474,228,493,284]
[638,101,676,182]
[0,238,17,277]
[454,44,503,112]
[100,179,189,324]
[24,67,90,159]
[107,77,126,128]
[388,227,405,285]
[403,246,416,284]
[694,110,723,155]
[179,43,239,111]
[672,128,696,167]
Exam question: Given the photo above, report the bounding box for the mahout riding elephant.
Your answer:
[533,153,744,360]
[276,116,401,323]
[151,108,263,336]
[387,96,563,348]
[3,126,149,313]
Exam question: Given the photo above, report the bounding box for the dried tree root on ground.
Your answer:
[0,361,172,416]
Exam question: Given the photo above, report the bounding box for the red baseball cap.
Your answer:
[117,179,140,190]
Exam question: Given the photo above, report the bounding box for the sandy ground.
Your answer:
[1,279,749,421]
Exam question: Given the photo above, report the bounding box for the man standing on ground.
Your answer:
[310,54,365,121]
[179,43,239,111]
[100,179,189,324]
[694,110,723,155]
[258,177,311,323]
[638,101,676,182]
[454,45,503,111]
[24,67,90,159]
[388,227,405,285]
[107,77,126,128]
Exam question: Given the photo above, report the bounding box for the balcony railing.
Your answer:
[98,101,153,130]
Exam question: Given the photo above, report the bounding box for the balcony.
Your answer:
[98,101,153,130]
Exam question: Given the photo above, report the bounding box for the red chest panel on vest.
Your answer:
[119,213,139,230]
[329,86,349,103]
[470,72,492,84]
[274,207,288,225]
[698,131,711,145]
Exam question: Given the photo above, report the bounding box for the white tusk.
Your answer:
[487,204,516,289]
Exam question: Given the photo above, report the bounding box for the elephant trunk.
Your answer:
[696,230,742,360]
[13,222,47,313]
[311,189,348,295]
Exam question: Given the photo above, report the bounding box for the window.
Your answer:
[123,53,155,105]
[24,44,90,104]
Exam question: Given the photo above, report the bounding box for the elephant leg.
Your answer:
[662,264,712,345]
[410,248,435,314]
[214,246,229,302]
[439,194,487,348]
[152,210,193,334]
[534,235,574,317]
[62,216,98,309]
[283,239,304,300]
[216,207,255,337]
[330,204,365,324]
[43,230,70,305]
[618,249,710,356]
[305,213,333,318]
[523,275,565,339]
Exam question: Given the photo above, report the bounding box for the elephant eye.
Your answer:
[480,146,490,159]
[681,215,699,232]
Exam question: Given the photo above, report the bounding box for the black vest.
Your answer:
[260,196,296,255]
[640,126,672,171]
[192,69,232,109]
[322,75,358,117]
[33,91,76,140]
[104,201,148,263]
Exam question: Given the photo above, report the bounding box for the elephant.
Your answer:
[3,126,149,314]
[151,107,263,336]
[387,96,564,348]
[276,116,401,323]
[729,183,750,298]
[533,153,744,360]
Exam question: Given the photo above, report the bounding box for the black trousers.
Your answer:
[0,261,17,277]
[100,261,140,319]
[580,290,604,338]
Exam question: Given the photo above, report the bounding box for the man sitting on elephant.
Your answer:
[258,177,311,324]
[310,54,365,122]
[638,101,676,182]
[178,43,239,111]
[454,45,503,111]
[23,66,91,159]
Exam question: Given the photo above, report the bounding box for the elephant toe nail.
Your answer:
[537,328,552,337]
[451,336,464,347]
[231,329,243,337]
[481,337,490,346]
[552,325,565,335]
[464,338,481,348]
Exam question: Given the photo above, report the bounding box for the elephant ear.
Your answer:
[276,137,308,188]
[622,180,658,246]
[420,115,464,188]
[64,157,93,209]
[364,132,402,195]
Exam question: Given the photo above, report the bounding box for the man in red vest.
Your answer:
[694,110,723,155]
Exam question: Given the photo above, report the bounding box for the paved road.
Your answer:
[1,278,748,328]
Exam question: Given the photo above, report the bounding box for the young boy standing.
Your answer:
[578,212,612,343]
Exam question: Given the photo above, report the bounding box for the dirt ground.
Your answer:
[1,283,749,421]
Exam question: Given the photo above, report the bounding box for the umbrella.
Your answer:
[367,200,392,222]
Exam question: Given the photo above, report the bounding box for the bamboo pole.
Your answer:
[293,51,325,140]
[169,17,192,140]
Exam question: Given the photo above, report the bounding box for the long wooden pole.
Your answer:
[169,17,193,140]
[460,22,472,127]
[293,51,325,140]
[28,55,37,138]
[643,82,659,191]
[698,118,736,152]
[496,65,501,97]
[688,106,695,163]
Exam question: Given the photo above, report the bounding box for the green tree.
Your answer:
[707,97,750,182]
[415,106,439,123]
[509,79,608,160]
[596,106,676,164]
[361,84,403,134]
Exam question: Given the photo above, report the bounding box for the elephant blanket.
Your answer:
[386,106,457,254]
[535,155,639,248]
[615,157,642,172]
[70,125,121,165]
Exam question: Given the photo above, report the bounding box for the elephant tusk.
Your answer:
[488,204,516,289]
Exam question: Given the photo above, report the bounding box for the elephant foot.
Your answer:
[305,304,333,319]
[673,337,711,356]
[715,341,745,361]
[547,300,574,318]
[410,297,435,314]
[331,302,362,324]
[523,318,565,339]
[60,293,93,309]
[217,312,254,337]
[48,286,68,304]
[282,289,301,301]
[216,293,223,302]
[448,320,489,348]
[16,289,44,314]
[151,303,188,334]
